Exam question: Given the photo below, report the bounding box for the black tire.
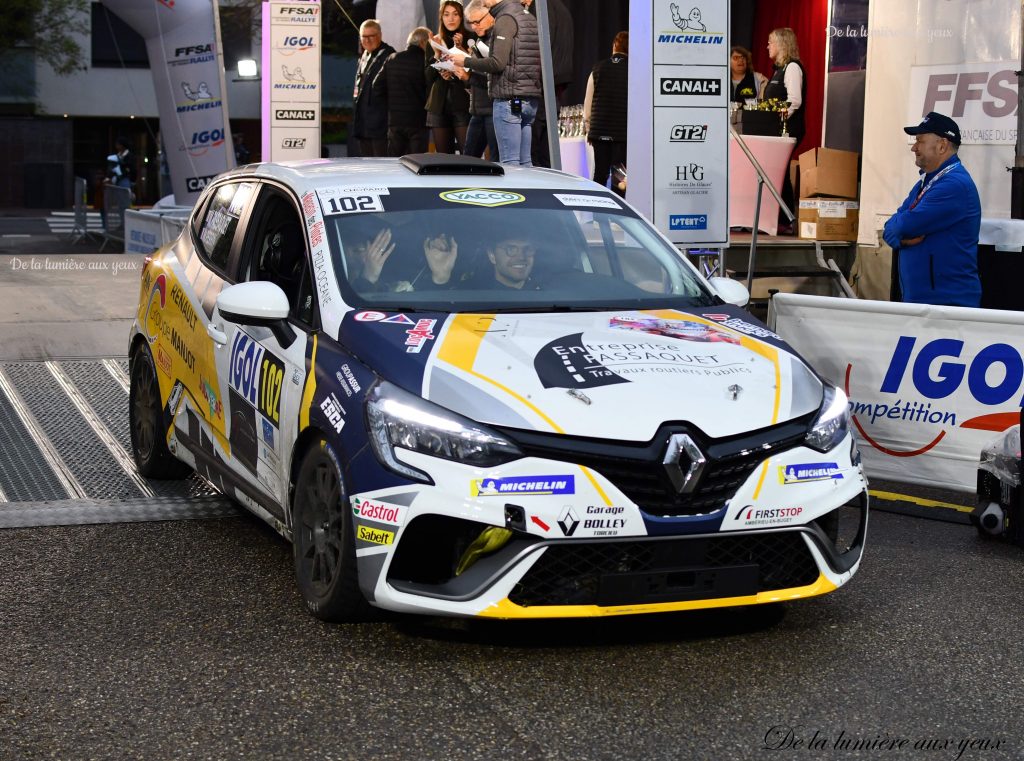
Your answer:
[292,439,369,622]
[129,344,190,479]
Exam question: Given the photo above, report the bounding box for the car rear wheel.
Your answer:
[292,439,368,622]
[129,344,190,479]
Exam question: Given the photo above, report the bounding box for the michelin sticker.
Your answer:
[779,463,842,484]
[471,475,575,497]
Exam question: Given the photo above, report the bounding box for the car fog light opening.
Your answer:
[805,386,850,453]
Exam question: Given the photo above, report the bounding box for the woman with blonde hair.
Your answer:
[763,28,805,144]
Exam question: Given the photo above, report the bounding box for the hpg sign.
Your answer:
[909,61,1018,145]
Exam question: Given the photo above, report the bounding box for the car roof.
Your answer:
[220,156,609,194]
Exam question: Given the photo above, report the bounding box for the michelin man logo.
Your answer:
[181,81,214,101]
[282,65,306,82]
[670,4,706,32]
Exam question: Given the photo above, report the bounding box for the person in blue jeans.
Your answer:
[883,112,981,307]
[449,0,540,166]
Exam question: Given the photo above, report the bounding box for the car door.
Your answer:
[209,183,318,520]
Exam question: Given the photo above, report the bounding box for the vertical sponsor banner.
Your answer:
[628,1,729,245]
[263,1,322,162]
[102,0,235,206]
[772,294,1024,492]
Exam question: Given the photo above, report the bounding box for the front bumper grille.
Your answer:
[508,532,820,607]
[500,418,812,517]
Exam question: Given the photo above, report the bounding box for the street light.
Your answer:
[237,59,258,78]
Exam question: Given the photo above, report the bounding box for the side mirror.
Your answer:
[216,281,296,348]
[708,276,750,307]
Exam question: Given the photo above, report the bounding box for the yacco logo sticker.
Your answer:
[779,463,842,484]
[145,274,167,343]
[230,333,285,427]
[470,476,575,497]
[357,525,394,545]
[669,214,708,230]
[439,189,525,207]
[846,336,1024,457]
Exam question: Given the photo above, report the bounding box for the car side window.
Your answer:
[239,189,316,327]
[195,182,255,271]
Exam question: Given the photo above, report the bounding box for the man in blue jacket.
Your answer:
[883,112,981,307]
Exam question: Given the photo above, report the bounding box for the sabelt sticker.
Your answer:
[471,475,575,497]
[356,525,395,545]
[553,193,622,210]
[439,188,525,207]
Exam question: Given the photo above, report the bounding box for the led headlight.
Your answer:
[805,385,850,453]
[365,381,523,482]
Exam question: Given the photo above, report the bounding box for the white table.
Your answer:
[729,134,797,236]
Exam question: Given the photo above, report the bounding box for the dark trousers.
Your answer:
[358,138,388,157]
[464,115,499,161]
[591,140,628,196]
[387,127,429,157]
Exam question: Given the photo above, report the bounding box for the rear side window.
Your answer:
[196,182,255,270]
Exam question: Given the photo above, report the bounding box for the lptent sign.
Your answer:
[627,1,730,246]
[263,1,322,162]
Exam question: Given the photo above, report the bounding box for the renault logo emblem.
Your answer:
[663,433,706,494]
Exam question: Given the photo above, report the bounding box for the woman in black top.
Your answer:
[426,1,473,153]
[763,27,806,145]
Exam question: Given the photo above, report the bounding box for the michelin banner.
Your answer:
[102,0,234,207]
[263,1,322,162]
[771,293,1024,492]
[627,1,730,245]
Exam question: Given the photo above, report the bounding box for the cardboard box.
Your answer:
[798,147,859,199]
[798,199,860,241]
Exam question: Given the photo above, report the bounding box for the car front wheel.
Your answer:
[292,438,368,622]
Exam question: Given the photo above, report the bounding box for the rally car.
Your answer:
[128,153,868,621]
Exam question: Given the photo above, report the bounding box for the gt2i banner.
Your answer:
[101,0,235,206]
[772,294,1024,492]
[628,0,729,245]
[263,1,322,162]
[908,61,1018,145]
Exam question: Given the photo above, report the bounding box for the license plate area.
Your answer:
[597,564,759,606]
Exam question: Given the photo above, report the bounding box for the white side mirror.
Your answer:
[217,281,290,322]
[708,276,750,307]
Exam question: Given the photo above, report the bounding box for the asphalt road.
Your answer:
[1,508,1022,761]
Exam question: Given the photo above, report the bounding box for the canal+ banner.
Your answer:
[771,294,1024,492]
[102,0,234,206]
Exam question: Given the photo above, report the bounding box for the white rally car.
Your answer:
[128,154,868,621]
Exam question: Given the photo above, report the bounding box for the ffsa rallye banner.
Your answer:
[772,293,1024,492]
[102,0,234,206]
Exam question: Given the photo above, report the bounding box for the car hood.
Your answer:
[379,309,824,441]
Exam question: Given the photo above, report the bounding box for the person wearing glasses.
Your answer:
[485,234,540,290]
[352,20,395,157]
[456,2,499,161]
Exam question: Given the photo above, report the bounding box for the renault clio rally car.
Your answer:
[128,154,868,621]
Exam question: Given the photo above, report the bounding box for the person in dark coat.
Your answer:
[457,3,499,160]
[585,32,628,196]
[352,19,396,157]
[425,1,473,154]
[373,27,432,157]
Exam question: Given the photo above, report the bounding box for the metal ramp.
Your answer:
[0,359,239,529]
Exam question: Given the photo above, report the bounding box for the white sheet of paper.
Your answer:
[475,40,489,57]
[431,60,457,72]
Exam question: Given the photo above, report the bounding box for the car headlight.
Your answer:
[365,381,523,482]
[805,385,850,453]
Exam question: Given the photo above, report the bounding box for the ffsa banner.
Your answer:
[102,0,234,206]
[627,0,729,245]
[263,1,322,162]
[772,293,1024,493]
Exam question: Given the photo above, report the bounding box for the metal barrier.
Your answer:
[100,185,132,253]
[68,177,100,244]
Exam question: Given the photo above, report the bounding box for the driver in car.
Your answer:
[485,235,542,290]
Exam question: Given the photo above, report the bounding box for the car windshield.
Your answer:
[321,187,717,313]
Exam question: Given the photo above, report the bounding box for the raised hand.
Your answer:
[424,234,458,284]
[362,228,395,283]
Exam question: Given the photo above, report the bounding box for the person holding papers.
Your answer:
[425,1,473,154]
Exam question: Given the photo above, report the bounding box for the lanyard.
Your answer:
[909,162,957,210]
